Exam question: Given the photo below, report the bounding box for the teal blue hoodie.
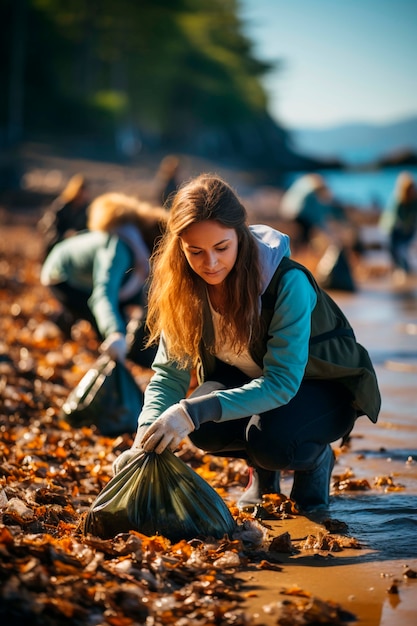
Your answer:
[138,224,318,428]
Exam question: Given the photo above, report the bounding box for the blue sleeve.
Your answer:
[300,194,329,229]
[138,335,191,428]
[88,236,132,337]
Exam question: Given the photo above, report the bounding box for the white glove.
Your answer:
[112,426,148,475]
[140,404,195,454]
[112,448,140,475]
[100,332,127,363]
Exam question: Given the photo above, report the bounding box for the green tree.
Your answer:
[2,0,304,170]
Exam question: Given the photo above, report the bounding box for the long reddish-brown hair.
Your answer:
[146,174,263,368]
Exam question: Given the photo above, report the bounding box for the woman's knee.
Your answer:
[189,426,220,452]
[189,419,247,455]
[189,380,227,398]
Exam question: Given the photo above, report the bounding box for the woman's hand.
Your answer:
[140,404,195,454]
[100,332,127,363]
[112,426,148,475]
[112,448,140,475]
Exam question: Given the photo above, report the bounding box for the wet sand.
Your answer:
[238,270,417,625]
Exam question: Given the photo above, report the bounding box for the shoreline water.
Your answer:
[285,164,417,209]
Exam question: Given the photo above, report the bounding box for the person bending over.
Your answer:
[114,174,381,512]
[41,192,167,368]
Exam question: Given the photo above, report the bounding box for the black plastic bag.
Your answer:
[316,245,356,292]
[82,449,237,542]
[60,354,143,436]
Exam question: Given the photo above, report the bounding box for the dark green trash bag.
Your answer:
[60,354,143,437]
[82,449,237,542]
[316,244,356,292]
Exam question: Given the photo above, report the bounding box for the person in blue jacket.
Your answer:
[40,192,167,368]
[379,171,417,281]
[113,174,380,512]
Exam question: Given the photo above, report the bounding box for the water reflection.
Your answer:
[331,494,417,562]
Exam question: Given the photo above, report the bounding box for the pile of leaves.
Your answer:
[0,226,260,625]
[0,223,373,625]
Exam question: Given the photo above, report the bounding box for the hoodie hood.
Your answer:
[249,224,291,294]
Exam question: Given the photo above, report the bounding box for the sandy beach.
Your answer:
[1,208,416,625]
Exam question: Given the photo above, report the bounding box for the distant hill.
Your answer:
[290,115,417,165]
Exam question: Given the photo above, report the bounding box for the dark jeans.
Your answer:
[389,229,414,273]
[50,283,103,336]
[189,360,356,472]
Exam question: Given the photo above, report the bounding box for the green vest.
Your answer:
[197,257,381,423]
[257,257,381,423]
[199,257,381,423]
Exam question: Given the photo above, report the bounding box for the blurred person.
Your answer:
[153,154,182,209]
[113,174,380,513]
[279,174,342,242]
[37,173,90,259]
[379,171,417,280]
[279,174,358,291]
[40,192,168,368]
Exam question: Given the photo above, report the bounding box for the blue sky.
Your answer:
[239,0,417,129]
